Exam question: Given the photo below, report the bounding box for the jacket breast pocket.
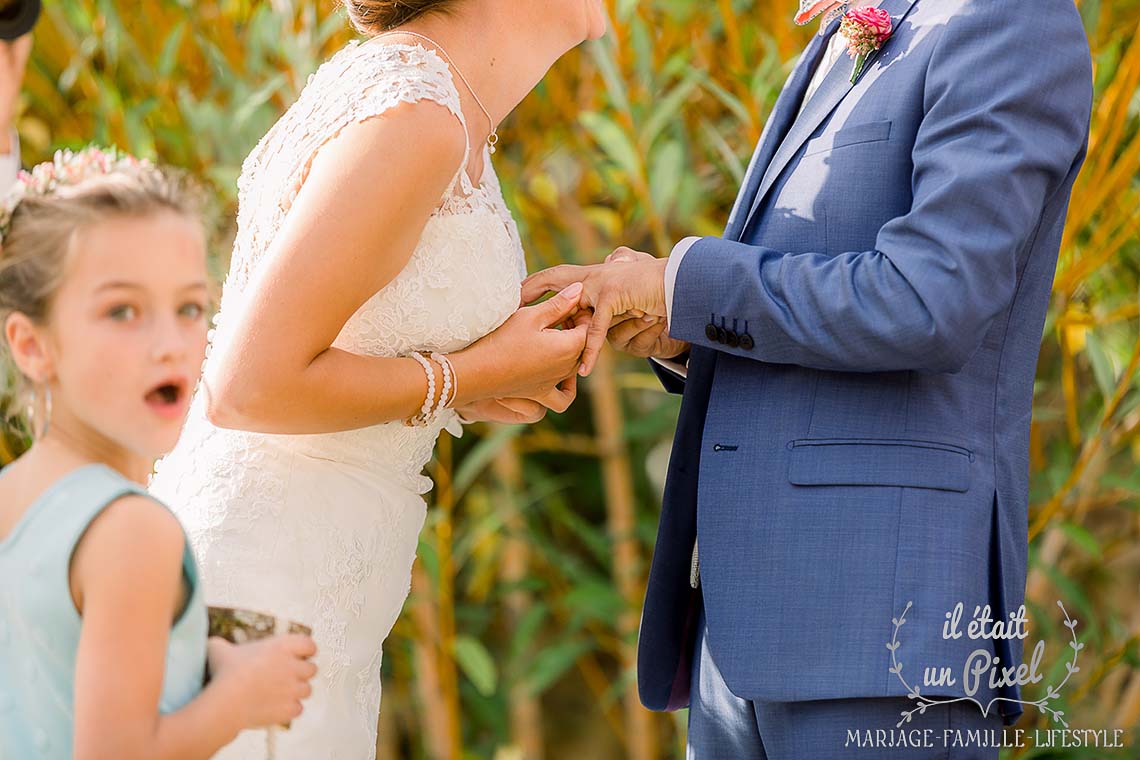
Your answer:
[802,120,893,157]
[786,437,973,492]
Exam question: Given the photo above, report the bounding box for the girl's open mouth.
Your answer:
[145,378,188,418]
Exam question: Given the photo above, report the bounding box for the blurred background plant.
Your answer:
[2,0,1138,757]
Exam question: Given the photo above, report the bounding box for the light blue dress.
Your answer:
[0,462,208,758]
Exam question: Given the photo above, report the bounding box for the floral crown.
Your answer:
[0,145,151,243]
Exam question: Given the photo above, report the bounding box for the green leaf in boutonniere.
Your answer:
[841,7,894,83]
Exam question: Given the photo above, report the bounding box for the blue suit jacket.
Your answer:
[636,0,1093,726]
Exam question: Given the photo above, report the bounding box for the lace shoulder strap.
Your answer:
[342,40,474,199]
[227,40,476,293]
[240,40,474,207]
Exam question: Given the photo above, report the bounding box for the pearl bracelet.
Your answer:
[406,351,437,427]
[430,352,457,413]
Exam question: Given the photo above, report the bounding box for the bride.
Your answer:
[148,0,607,755]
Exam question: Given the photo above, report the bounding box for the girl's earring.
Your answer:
[27,383,52,441]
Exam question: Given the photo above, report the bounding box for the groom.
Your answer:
[522,0,1093,756]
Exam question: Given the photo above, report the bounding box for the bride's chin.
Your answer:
[582,0,607,41]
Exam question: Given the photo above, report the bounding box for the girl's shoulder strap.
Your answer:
[25,463,179,562]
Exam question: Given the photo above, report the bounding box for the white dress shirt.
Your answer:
[654,7,878,379]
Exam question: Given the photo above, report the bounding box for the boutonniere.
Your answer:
[840,7,894,83]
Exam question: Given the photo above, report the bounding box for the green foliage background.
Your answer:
[2,0,1139,757]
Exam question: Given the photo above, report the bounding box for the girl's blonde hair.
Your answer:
[0,154,206,435]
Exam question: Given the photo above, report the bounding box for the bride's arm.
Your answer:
[204,101,583,434]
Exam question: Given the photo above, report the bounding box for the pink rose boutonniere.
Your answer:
[840,6,893,84]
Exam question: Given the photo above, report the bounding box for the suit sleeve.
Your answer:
[668,1,1093,374]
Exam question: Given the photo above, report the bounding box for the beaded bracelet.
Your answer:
[406,351,437,427]
[430,352,457,412]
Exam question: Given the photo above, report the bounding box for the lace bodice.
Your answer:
[159,39,526,495]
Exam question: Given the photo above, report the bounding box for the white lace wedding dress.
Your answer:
[148,38,526,758]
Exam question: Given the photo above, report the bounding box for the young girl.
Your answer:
[0,147,318,758]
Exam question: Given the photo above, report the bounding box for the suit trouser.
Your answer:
[686,602,1007,760]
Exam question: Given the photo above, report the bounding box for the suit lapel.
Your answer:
[740,0,918,236]
[723,25,834,241]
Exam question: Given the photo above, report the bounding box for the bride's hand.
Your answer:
[455,397,546,424]
[449,283,589,404]
[454,373,578,424]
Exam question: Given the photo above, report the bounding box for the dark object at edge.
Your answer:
[0,0,39,41]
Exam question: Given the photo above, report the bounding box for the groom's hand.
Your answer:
[602,249,690,361]
[521,248,669,376]
[606,315,689,361]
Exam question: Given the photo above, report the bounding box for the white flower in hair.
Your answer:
[0,145,150,242]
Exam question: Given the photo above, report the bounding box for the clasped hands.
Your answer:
[454,248,690,425]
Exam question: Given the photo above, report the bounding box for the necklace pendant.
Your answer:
[487,131,499,154]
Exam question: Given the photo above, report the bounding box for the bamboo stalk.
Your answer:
[433,435,463,759]
[716,0,762,144]
[589,346,656,760]
[494,443,545,760]
[1106,606,1140,729]
[409,565,452,760]
[1029,329,1140,540]
[533,556,629,741]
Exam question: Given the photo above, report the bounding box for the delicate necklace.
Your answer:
[372,29,499,154]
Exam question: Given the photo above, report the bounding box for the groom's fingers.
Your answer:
[520,265,586,306]
[630,321,668,355]
[579,295,617,376]
[608,315,660,353]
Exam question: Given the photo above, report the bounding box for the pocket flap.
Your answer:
[787,437,972,492]
[803,119,893,156]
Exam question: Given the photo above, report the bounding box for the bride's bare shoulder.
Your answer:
[285,38,467,187]
[310,91,467,191]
